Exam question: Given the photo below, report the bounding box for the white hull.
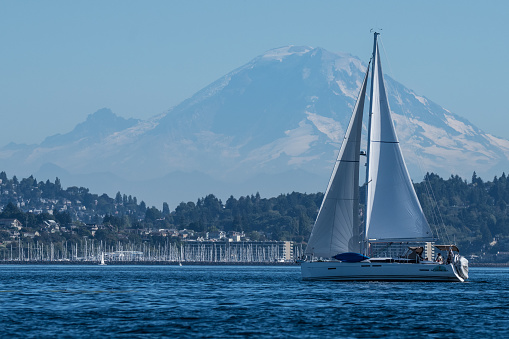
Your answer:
[301,261,464,282]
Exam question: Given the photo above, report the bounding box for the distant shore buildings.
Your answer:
[0,217,297,263]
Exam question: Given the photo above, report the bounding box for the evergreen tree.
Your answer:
[115,191,122,204]
[0,202,25,221]
[53,210,72,225]
[145,207,162,223]
[162,202,170,216]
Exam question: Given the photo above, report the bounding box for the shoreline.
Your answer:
[0,261,508,267]
[0,260,298,266]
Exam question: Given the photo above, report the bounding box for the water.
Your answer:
[0,265,507,338]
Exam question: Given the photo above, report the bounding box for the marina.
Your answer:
[0,239,300,264]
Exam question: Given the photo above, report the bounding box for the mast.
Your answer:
[363,32,379,256]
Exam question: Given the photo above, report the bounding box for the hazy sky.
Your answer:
[1,0,507,146]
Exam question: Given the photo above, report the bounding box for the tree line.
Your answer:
[1,170,509,255]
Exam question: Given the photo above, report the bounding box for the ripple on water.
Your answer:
[0,265,508,338]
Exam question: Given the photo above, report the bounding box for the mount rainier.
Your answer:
[1,46,508,207]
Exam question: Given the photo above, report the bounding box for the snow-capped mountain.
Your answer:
[1,46,508,207]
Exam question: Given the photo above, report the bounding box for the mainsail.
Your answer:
[365,35,433,242]
[305,65,370,258]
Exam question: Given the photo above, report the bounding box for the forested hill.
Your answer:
[170,171,509,254]
[413,172,509,254]
[1,170,509,256]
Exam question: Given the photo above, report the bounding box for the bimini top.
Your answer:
[434,245,459,252]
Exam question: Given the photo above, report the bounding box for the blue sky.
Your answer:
[1,0,507,146]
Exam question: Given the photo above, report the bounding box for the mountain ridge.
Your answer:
[1,45,508,206]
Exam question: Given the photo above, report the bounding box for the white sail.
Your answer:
[99,252,106,265]
[305,65,370,258]
[365,38,433,242]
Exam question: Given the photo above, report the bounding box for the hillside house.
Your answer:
[0,219,23,230]
[23,231,40,238]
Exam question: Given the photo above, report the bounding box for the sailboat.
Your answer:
[301,33,469,282]
[99,252,107,266]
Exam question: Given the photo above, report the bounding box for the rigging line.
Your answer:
[410,134,451,242]
[422,175,445,242]
[418,175,441,240]
[425,175,452,244]
[378,36,396,83]
[379,36,451,245]
[415,147,452,244]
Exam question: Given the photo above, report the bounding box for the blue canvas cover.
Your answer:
[333,252,370,262]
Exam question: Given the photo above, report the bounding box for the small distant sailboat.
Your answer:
[99,252,107,266]
[301,32,469,282]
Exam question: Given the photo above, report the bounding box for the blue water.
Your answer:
[0,266,507,338]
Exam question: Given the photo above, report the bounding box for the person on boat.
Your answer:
[414,247,424,263]
[446,249,453,264]
[435,253,443,264]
